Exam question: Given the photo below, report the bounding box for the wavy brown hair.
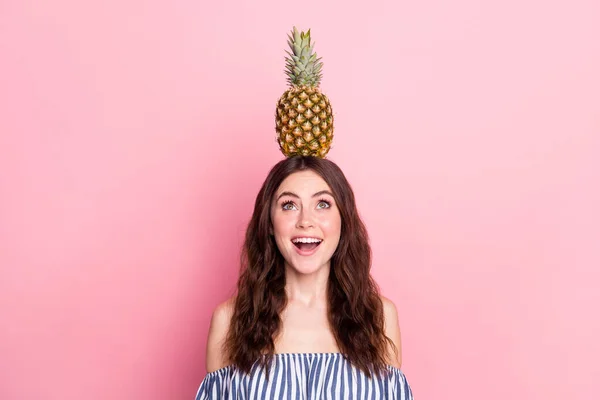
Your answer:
[224,156,394,377]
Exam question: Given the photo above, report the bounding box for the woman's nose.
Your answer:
[296,209,315,228]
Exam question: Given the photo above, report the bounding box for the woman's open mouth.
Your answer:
[291,237,323,255]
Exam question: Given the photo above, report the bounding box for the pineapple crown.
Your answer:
[285,27,323,88]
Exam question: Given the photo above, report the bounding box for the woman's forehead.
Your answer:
[276,170,332,195]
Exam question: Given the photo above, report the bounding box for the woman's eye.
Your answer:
[282,202,296,211]
[317,200,330,209]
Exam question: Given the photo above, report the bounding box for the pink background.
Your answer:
[1,0,599,399]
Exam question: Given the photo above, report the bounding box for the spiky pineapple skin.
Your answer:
[276,86,333,158]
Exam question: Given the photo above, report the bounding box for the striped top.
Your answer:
[195,352,414,399]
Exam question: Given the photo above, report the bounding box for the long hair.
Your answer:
[224,156,394,377]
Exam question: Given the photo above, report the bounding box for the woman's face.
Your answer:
[271,170,342,275]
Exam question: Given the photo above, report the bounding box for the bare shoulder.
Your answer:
[205,296,235,372]
[381,295,403,368]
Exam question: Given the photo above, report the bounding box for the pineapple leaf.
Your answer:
[284,27,324,87]
[293,28,301,44]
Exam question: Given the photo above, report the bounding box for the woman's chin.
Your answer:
[286,260,330,276]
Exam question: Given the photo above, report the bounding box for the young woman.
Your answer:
[195,156,414,399]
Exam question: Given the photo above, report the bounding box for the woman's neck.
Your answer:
[284,263,330,306]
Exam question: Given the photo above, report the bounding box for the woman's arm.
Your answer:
[382,296,403,368]
[205,297,234,372]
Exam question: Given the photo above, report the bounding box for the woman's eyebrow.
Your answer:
[276,191,299,201]
[312,190,334,198]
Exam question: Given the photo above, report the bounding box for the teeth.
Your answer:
[292,237,323,244]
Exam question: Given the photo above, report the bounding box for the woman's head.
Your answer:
[270,168,342,275]
[251,156,359,276]
[226,156,392,376]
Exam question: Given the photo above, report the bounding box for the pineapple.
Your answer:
[275,27,334,158]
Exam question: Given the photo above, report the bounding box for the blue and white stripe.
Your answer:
[195,352,413,399]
